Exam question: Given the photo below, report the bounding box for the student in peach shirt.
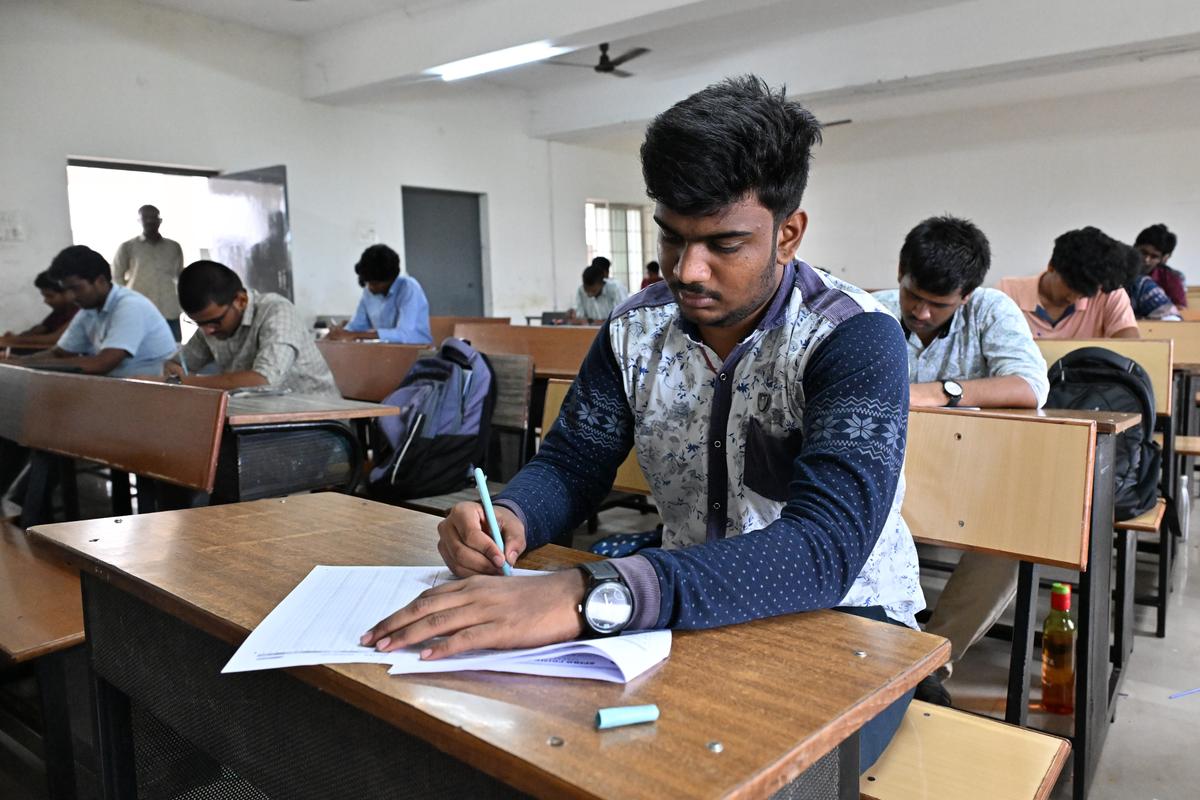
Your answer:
[998,227,1139,339]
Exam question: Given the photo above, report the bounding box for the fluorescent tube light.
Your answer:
[428,41,570,81]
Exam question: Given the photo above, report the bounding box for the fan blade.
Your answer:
[546,61,599,69]
[607,47,649,68]
[611,68,634,78]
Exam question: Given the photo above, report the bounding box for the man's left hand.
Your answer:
[361,569,586,660]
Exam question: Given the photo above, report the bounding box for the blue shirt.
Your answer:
[56,284,176,377]
[497,262,922,629]
[346,276,432,344]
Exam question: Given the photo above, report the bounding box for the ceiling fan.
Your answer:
[548,43,650,78]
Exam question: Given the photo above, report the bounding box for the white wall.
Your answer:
[0,0,644,331]
[800,82,1200,290]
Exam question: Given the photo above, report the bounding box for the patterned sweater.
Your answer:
[496,261,923,628]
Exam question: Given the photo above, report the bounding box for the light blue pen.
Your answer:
[473,467,512,575]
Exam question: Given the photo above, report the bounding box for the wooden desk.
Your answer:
[0,521,86,799]
[32,494,947,800]
[315,340,424,402]
[225,393,398,426]
[453,323,596,380]
[973,407,1140,435]
[429,315,509,345]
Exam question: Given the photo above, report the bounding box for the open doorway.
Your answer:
[65,159,293,339]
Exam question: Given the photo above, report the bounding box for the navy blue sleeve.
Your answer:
[628,310,909,629]
[494,324,635,548]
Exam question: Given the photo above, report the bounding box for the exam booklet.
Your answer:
[222,565,671,683]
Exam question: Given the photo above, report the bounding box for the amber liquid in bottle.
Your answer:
[1041,582,1076,715]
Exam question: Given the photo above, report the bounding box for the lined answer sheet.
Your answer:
[223,565,671,683]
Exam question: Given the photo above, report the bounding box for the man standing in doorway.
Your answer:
[114,204,185,339]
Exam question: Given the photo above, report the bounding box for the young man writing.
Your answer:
[874,216,1048,703]
[998,227,1139,339]
[17,245,175,376]
[1135,224,1186,309]
[567,264,619,324]
[363,76,921,769]
[160,260,340,398]
[2,271,78,348]
[326,244,432,344]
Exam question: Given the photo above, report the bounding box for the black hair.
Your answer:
[1135,224,1174,254]
[34,270,64,292]
[582,264,605,287]
[138,205,160,217]
[646,260,660,275]
[47,245,111,283]
[178,260,244,314]
[641,75,822,225]
[1050,227,1127,296]
[590,256,611,272]
[898,215,991,296]
[354,244,401,287]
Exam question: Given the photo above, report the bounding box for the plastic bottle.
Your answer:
[1041,582,1076,715]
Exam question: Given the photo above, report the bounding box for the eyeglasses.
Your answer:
[192,304,234,329]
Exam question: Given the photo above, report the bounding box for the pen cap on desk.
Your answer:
[596,704,659,730]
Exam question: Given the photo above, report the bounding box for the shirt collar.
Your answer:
[900,304,962,344]
[240,289,258,328]
[99,284,123,314]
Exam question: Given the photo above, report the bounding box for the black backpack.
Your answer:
[1045,347,1160,520]
[367,338,497,501]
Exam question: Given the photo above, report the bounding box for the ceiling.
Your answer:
[141,0,483,37]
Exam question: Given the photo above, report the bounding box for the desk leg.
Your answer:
[57,458,79,521]
[109,471,131,518]
[838,733,859,800]
[84,577,137,800]
[1072,434,1115,800]
[36,649,79,800]
[1110,529,1136,713]
[1005,561,1040,726]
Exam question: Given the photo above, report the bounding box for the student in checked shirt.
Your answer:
[363,76,922,770]
[874,216,1049,706]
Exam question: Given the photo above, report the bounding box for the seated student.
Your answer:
[874,216,1048,705]
[1123,241,1180,320]
[998,227,1139,339]
[326,244,432,344]
[363,76,920,771]
[17,245,175,376]
[1136,223,1187,308]
[591,256,629,303]
[567,264,619,324]
[2,271,78,348]
[161,260,340,398]
[640,260,663,289]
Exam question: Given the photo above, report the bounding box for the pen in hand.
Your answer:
[473,467,512,576]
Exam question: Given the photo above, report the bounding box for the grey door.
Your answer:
[401,187,483,315]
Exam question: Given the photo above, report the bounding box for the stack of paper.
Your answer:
[223,565,670,684]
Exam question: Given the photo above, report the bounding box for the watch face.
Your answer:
[944,381,963,397]
[585,582,634,634]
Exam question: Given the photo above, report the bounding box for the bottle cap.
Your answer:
[1051,582,1071,611]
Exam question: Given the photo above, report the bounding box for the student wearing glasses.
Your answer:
[161,260,339,398]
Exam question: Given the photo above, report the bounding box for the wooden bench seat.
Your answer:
[1175,434,1200,457]
[861,701,1070,800]
[1114,498,1167,532]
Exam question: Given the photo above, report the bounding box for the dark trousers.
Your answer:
[0,436,30,496]
[835,605,917,772]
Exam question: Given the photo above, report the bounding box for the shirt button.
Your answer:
[719,372,728,381]
[713,440,721,449]
[712,501,722,510]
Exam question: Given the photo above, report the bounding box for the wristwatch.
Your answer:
[577,560,634,637]
[942,380,964,407]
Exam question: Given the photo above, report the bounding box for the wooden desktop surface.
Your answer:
[918,406,1139,435]
[453,323,596,380]
[0,520,84,663]
[225,393,399,426]
[31,493,947,800]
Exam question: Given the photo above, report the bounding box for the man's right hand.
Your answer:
[163,361,185,378]
[437,502,527,577]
